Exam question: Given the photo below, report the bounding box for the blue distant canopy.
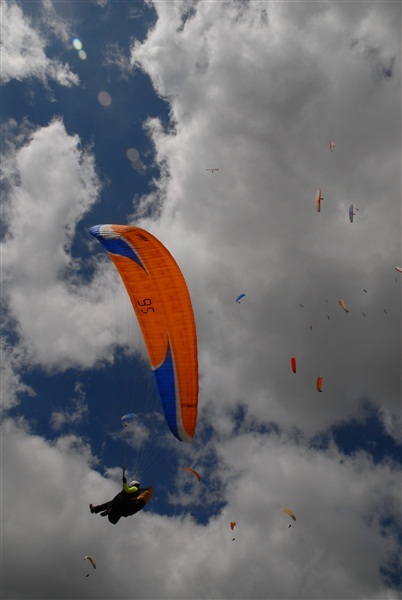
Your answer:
[121,413,136,427]
[236,293,246,303]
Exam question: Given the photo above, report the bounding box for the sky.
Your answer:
[1,1,401,599]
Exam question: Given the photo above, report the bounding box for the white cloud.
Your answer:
[0,1,79,86]
[2,418,400,599]
[41,0,73,45]
[2,4,401,598]
[0,336,36,413]
[131,1,401,442]
[50,382,89,431]
[103,42,136,79]
[1,118,122,371]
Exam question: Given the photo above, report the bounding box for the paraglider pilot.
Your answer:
[89,470,152,524]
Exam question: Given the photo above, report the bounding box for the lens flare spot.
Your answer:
[78,50,87,61]
[72,38,82,50]
[98,91,112,107]
[126,148,140,162]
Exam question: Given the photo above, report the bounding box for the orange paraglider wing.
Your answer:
[281,508,296,521]
[317,377,323,392]
[90,225,198,442]
[291,357,297,373]
[184,467,201,481]
[230,521,236,530]
[84,556,96,569]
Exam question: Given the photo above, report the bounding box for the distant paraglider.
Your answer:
[291,357,297,373]
[184,467,201,481]
[349,203,359,223]
[206,168,219,173]
[315,188,323,212]
[230,521,236,530]
[84,556,96,576]
[329,141,335,152]
[317,377,323,392]
[339,299,349,313]
[236,294,246,303]
[281,508,296,527]
[121,414,135,427]
[395,267,402,274]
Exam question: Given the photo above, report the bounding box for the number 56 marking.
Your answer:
[137,298,155,313]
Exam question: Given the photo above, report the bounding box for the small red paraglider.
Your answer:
[315,188,323,212]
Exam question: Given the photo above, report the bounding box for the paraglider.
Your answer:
[206,168,219,173]
[291,357,297,373]
[339,299,349,313]
[281,508,296,527]
[121,414,135,427]
[84,556,96,569]
[395,267,402,274]
[329,141,335,152]
[315,188,323,212]
[281,508,296,521]
[317,377,323,392]
[90,473,153,525]
[236,293,246,303]
[84,556,96,576]
[90,225,198,443]
[349,203,359,222]
[184,467,201,481]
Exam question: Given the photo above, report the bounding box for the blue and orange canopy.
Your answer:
[90,224,198,442]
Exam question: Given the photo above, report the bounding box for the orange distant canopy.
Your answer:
[317,377,323,392]
[291,357,297,373]
[84,556,96,569]
[281,508,296,521]
[230,521,236,530]
[90,224,198,442]
[184,467,201,481]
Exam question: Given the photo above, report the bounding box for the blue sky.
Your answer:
[1,1,401,599]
